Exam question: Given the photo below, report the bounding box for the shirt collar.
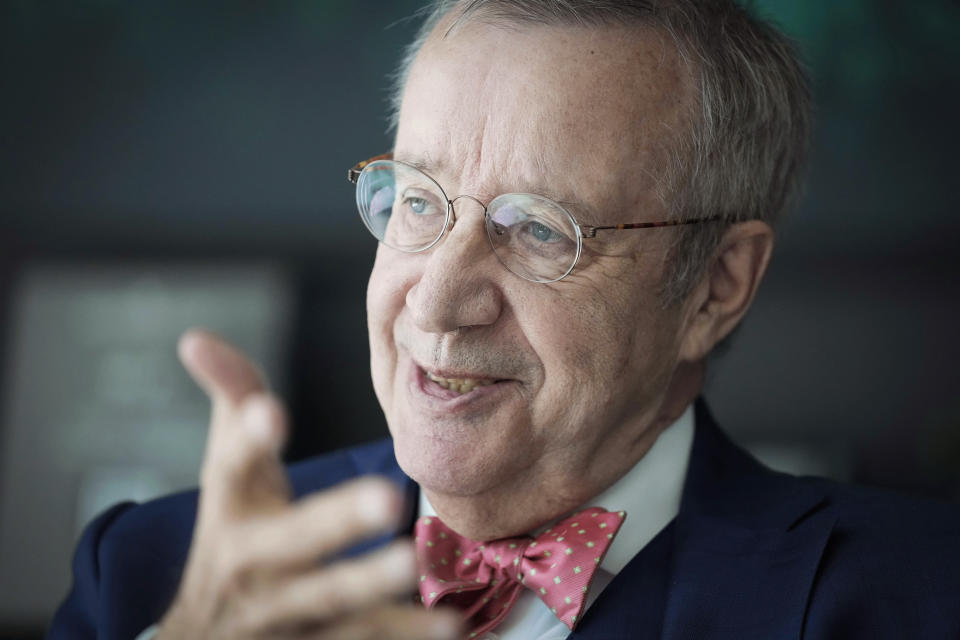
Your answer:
[590,404,693,574]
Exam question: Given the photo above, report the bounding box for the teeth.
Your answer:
[426,370,495,394]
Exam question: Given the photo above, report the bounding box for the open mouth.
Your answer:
[423,369,501,395]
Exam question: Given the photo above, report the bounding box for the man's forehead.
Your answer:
[395,18,692,226]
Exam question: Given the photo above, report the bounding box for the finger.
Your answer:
[240,477,404,569]
[322,604,463,640]
[178,330,285,507]
[201,392,290,516]
[250,541,419,628]
[178,328,266,405]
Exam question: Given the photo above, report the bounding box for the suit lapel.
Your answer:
[660,400,836,640]
[566,401,835,640]
[568,520,676,639]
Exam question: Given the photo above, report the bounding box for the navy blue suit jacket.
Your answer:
[50,402,960,639]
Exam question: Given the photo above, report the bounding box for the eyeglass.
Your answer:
[348,152,722,283]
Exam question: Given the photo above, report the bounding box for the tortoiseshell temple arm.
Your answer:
[348,152,394,183]
[578,216,724,238]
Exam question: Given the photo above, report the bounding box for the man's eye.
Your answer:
[405,198,430,215]
[402,196,440,216]
[524,220,564,243]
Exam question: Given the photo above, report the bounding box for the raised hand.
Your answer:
[156,330,460,639]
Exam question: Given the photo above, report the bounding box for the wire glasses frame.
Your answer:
[348,152,723,283]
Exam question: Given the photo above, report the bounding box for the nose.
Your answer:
[405,197,503,334]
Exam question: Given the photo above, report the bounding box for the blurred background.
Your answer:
[1,0,958,636]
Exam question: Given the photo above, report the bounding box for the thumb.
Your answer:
[178,328,266,406]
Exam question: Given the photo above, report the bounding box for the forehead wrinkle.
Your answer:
[472,114,611,224]
[392,153,639,233]
[397,104,592,217]
[400,22,566,192]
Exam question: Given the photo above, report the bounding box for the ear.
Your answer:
[678,221,774,362]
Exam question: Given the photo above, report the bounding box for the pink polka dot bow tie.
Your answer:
[415,507,626,637]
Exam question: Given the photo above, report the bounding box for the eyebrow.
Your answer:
[393,153,437,175]
[392,152,603,226]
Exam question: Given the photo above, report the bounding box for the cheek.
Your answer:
[366,252,395,334]
[519,300,608,434]
[529,285,672,418]
[548,293,638,376]
[366,251,409,406]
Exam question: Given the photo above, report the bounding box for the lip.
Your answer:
[422,366,501,383]
[405,356,517,412]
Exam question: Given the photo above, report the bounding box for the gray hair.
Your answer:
[388,0,811,304]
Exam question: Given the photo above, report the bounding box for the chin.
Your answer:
[390,415,524,499]
[393,427,479,494]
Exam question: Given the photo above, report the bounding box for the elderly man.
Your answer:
[51,1,960,639]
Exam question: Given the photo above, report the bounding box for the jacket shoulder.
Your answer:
[810,475,960,533]
[801,476,960,637]
[102,438,397,547]
[48,439,398,640]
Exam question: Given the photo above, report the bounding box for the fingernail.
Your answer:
[242,396,274,444]
[358,480,399,527]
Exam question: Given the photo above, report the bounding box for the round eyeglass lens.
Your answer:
[486,194,581,282]
[355,160,449,252]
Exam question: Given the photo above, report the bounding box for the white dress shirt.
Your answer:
[418,405,694,640]
[137,406,693,640]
